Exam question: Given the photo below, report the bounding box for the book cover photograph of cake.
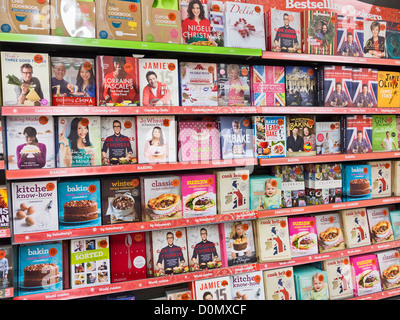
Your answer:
[101,116,137,165]
[6,116,56,170]
[262,267,296,300]
[288,216,318,258]
[273,164,306,208]
[343,115,373,154]
[181,173,217,218]
[343,164,372,202]
[0,245,13,292]
[216,169,249,214]
[192,276,232,300]
[177,119,221,162]
[321,65,353,107]
[70,236,110,289]
[367,160,391,198]
[377,71,400,108]
[286,115,316,157]
[315,212,345,253]
[372,115,398,152]
[1,52,50,106]
[322,257,354,300]
[363,20,386,58]
[350,253,382,297]
[18,242,63,296]
[341,208,371,248]
[50,57,96,106]
[138,59,179,107]
[377,249,400,290]
[186,224,222,272]
[58,179,101,230]
[219,220,257,267]
[140,175,182,222]
[11,180,59,235]
[249,175,282,210]
[57,116,102,168]
[180,62,218,106]
[250,66,285,107]
[285,66,316,106]
[231,271,265,300]
[224,2,265,50]
[253,216,291,262]
[253,116,286,159]
[336,15,364,57]
[267,9,301,53]
[366,206,394,244]
[136,116,177,164]
[96,55,140,106]
[352,68,378,108]
[217,63,250,106]
[101,177,141,225]
[150,228,189,277]
[220,116,253,160]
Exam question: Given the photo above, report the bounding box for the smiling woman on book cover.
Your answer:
[143,126,168,162]
[182,0,212,45]
[16,126,47,169]
[364,21,386,58]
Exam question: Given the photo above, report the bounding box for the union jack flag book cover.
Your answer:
[343,115,373,154]
[322,65,353,107]
[336,15,364,57]
[352,68,378,108]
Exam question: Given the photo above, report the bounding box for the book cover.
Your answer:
[177,120,220,162]
[340,208,371,248]
[286,115,316,157]
[343,115,373,154]
[315,121,341,154]
[0,187,9,231]
[192,276,232,300]
[231,271,265,300]
[288,216,318,258]
[377,249,400,290]
[136,116,177,164]
[217,63,250,106]
[367,161,392,198]
[267,8,301,53]
[138,59,179,107]
[390,209,400,240]
[293,266,329,300]
[6,116,56,170]
[285,66,316,106]
[343,164,372,202]
[366,206,394,244]
[57,116,102,167]
[363,20,386,58]
[166,288,192,300]
[372,115,398,152]
[1,52,50,106]
[315,212,345,253]
[0,245,14,297]
[250,66,285,107]
[263,267,296,300]
[101,116,137,165]
[273,165,306,208]
[101,177,141,224]
[249,175,282,210]
[336,15,363,57]
[322,257,354,300]
[303,10,337,55]
[253,116,286,158]
[11,180,59,235]
[224,2,265,50]
[186,224,222,272]
[220,116,253,159]
[386,21,400,59]
[350,254,382,297]
[208,0,224,47]
[180,62,218,106]
[95,55,140,106]
[377,71,400,108]
[322,65,353,107]
[70,236,110,288]
[50,57,96,106]
[58,179,101,230]
[352,68,378,108]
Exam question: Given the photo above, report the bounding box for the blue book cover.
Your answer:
[17,242,63,297]
[219,116,253,159]
[58,179,101,230]
[343,164,372,202]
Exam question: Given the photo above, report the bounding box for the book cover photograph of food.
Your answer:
[253,116,286,159]
[288,216,318,258]
[250,66,285,107]
[6,116,56,170]
[366,206,394,244]
[220,116,253,159]
[350,253,382,297]
[315,212,345,253]
[377,249,400,290]
[231,271,265,300]
[217,63,250,106]
[262,267,296,300]
[342,164,372,202]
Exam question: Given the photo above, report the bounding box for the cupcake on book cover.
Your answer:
[350,254,382,297]
[138,59,179,107]
[18,242,63,296]
[366,206,394,244]
[316,122,341,154]
[150,228,189,277]
[11,180,59,235]
[57,116,101,168]
[58,179,101,230]
[343,115,373,154]
[377,249,400,290]
[136,116,177,164]
[224,2,265,50]
[220,116,253,159]
[1,52,50,106]
[285,66,316,106]
[95,55,139,106]
[186,224,222,272]
[288,216,318,258]
[286,115,316,157]
[352,68,378,108]
[336,15,364,57]
[372,115,398,152]
[101,117,137,165]
[0,245,14,294]
[377,71,400,108]
[50,57,96,106]
[231,271,265,300]
[6,116,55,170]
[263,267,296,300]
[217,63,250,106]
[363,20,386,58]
[267,9,301,53]
[101,177,141,224]
[250,66,285,107]
[180,62,218,106]
[70,236,110,288]
[253,116,286,159]
[219,220,256,267]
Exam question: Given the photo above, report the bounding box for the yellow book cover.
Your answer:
[378,71,400,107]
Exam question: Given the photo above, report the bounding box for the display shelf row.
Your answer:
[2,106,400,116]
[11,196,400,244]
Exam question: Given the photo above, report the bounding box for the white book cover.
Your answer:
[231,271,265,300]
[193,276,232,300]
[316,122,341,155]
[263,267,296,300]
[322,257,354,300]
[341,208,371,248]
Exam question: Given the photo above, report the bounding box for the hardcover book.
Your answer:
[0,187,9,231]
[249,175,282,210]
[377,71,400,108]
[285,66,316,106]
[372,115,398,152]
[366,206,394,244]
[192,276,232,300]
[220,116,253,159]
[377,249,400,290]
[363,20,386,58]
[321,65,353,107]
[315,121,341,155]
[293,266,329,300]
[390,209,400,239]
[336,15,364,57]
[322,257,354,300]
[386,21,400,59]
[343,115,373,154]
[342,164,372,202]
[263,267,296,300]
[273,165,306,208]
[288,216,318,258]
[231,271,265,300]
[352,68,378,108]
[0,245,13,296]
[350,254,382,297]
[253,116,286,159]
[250,66,285,107]
[217,63,250,106]
[367,161,392,198]
[208,0,224,47]
[286,115,317,157]
[340,208,371,248]
[315,212,345,253]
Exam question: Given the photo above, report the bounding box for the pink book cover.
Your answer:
[110,232,146,283]
[250,65,285,107]
[350,254,382,297]
[288,216,318,257]
[178,120,221,162]
[180,173,217,218]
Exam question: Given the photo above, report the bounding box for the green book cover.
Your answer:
[372,115,399,152]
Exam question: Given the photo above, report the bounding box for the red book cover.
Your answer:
[96,56,140,106]
[322,65,353,107]
[352,68,378,108]
[110,233,146,283]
